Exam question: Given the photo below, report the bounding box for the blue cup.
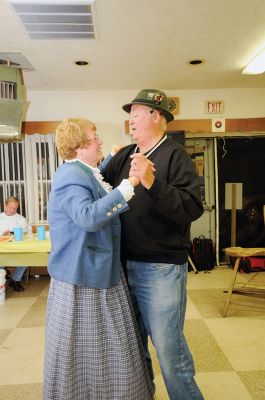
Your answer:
[13,227,23,241]
[37,226,46,240]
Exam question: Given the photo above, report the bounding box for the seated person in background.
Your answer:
[0,196,28,291]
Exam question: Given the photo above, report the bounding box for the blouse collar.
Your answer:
[65,158,112,193]
[65,158,99,172]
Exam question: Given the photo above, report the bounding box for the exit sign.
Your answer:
[205,100,224,114]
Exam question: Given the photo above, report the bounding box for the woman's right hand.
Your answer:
[128,176,140,187]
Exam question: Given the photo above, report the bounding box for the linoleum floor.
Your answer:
[0,267,265,400]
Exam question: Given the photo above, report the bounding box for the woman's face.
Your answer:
[76,128,103,167]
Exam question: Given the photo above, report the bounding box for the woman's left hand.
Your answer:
[128,175,140,187]
[112,144,125,154]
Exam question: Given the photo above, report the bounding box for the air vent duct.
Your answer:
[0,65,27,142]
[6,0,96,40]
[0,53,34,71]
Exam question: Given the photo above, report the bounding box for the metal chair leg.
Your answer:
[188,256,198,274]
[25,267,30,287]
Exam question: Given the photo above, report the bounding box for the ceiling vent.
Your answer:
[6,0,96,40]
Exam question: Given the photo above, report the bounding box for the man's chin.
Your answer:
[130,131,138,140]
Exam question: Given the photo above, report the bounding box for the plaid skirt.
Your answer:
[43,269,152,400]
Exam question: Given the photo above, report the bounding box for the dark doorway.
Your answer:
[217,137,265,260]
[166,130,185,147]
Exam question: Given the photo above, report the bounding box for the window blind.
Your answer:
[0,133,60,223]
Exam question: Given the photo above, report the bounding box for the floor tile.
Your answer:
[187,266,233,290]
[205,318,265,370]
[0,327,45,385]
[39,283,49,298]
[188,266,258,289]
[184,319,233,372]
[0,267,264,399]
[186,295,202,319]
[188,288,227,318]
[0,329,12,345]
[0,383,42,400]
[238,371,265,400]
[17,297,47,328]
[188,288,265,319]
[0,297,36,329]
[196,371,252,400]
[224,293,265,318]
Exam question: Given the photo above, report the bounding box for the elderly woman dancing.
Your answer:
[43,117,153,400]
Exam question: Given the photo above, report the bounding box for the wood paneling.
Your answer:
[167,119,212,133]
[225,118,265,132]
[124,118,265,135]
[23,121,60,134]
[23,118,265,136]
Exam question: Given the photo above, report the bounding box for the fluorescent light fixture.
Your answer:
[242,47,265,75]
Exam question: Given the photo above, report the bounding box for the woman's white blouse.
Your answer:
[65,159,134,201]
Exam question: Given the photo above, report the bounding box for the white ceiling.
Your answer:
[0,0,265,91]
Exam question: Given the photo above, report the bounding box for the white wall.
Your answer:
[27,88,265,156]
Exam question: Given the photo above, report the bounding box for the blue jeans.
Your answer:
[126,260,204,400]
[0,267,27,281]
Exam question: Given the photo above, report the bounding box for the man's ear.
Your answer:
[153,110,162,124]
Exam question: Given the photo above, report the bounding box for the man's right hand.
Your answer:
[129,153,156,189]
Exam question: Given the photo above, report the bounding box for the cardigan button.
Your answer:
[106,211,112,217]
[112,207,117,212]
[117,204,123,208]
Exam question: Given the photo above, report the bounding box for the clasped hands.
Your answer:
[128,153,155,189]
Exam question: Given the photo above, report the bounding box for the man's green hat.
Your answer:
[122,89,174,123]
